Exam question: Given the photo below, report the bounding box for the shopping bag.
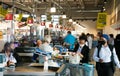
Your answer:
[69,54,81,64]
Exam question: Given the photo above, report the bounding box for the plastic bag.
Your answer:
[69,54,81,64]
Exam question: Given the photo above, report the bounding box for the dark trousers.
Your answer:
[96,62,114,76]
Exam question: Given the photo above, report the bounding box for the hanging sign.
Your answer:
[17,13,23,21]
[27,17,33,24]
[97,12,107,29]
[49,23,53,28]
[41,21,45,26]
[0,6,8,17]
[17,22,26,28]
[5,13,13,20]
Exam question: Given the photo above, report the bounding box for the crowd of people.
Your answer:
[1,31,120,76]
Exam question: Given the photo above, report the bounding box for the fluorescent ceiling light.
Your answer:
[69,19,73,22]
[76,10,101,12]
[50,7,56,13]
[14,14,30,18]
[73,22,76,24]
[62,15,66,19]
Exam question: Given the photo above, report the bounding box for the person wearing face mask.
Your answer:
[73,35,90,63]
[93,34,120,76]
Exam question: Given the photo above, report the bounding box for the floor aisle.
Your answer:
[92,61,120,76]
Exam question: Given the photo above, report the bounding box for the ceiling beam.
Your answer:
[51,0,63,9]
[72,17,97,20]
[76,9,101,12]
[95,0,99,6]
[78,0,85,9]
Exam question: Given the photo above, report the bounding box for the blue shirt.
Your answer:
[64,34,76,50]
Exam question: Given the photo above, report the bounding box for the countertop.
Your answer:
[3,63,57,76]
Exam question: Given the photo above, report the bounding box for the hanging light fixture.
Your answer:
[69,18,73,22]
[50,7,56,12]
[69,19,73,22]
[62,12,66,19]
[50,3,56,13]
[104,0,107,4]
[73,21,76,24]
[62,14,66,19]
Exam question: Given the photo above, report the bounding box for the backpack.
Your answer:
[97,44,116,73]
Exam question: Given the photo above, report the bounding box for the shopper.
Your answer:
[108,34,114,46]
[87,33,93,61]
[90,35,98,61]
[97,32,103,45]
[86,33,93,50]
[64,31,76,52]
[6,28,15,42]
[114,34,120,61]
[73,35,90,63]
[1,42,17,67]
[93,34,120,76]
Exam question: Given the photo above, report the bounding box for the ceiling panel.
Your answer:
[0,0,107,20]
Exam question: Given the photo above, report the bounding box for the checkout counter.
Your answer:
[4,63,56,76]
[0,46,95,76]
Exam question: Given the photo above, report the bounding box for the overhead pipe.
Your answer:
[76,9,101,12]
[51,0,63,9]
[78,0,85,9]
[64,0,71,9]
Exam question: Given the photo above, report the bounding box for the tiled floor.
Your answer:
[92,61,120,76]
[94,68,120,76]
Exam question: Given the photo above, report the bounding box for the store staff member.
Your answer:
[73,35,89,63]
[93,34,120,76]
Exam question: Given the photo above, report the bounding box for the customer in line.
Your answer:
[1,42,17,67]
[93,34,120,76]
[108,34,114,46]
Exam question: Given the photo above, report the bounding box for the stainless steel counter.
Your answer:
[4,71,55,76]
[3,63,56,76]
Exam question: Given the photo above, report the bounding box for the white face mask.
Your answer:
[79,44,84,47]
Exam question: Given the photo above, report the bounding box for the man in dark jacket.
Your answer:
[73,35,90,63]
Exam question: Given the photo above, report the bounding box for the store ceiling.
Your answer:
[1,0,107,20]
